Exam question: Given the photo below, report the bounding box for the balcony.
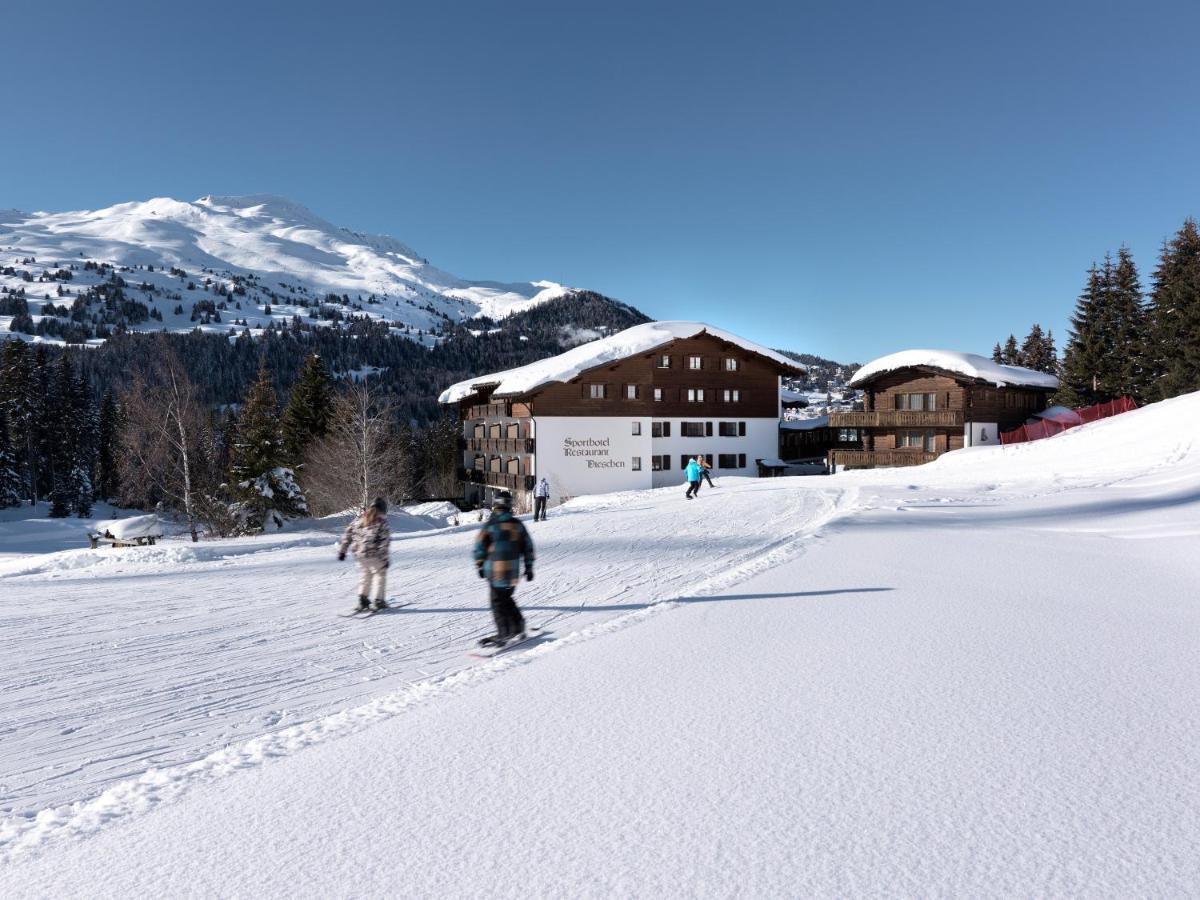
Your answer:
[466,402,512,419]
[829,409,964,428]
[461,437,536,454]
[458,468,536,491]
[829,449,939,469]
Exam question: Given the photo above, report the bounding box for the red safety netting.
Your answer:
[1000,397,1137,445]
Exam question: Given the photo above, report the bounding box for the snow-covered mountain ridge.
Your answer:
[0,195,575,343]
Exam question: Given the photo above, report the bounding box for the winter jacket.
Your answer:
[534,479,550,499]
[685,460,702,482]
[338,513,391,562]
[474,510,534,588]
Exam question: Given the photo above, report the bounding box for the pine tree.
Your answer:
[991,342,1003,363]
[281,352,334,465]
[0,340,38,503]
[96,391,121,502]
[1109,246,1151,401]
[1148,218,1200,399]
[1060,263,1108,406]
[1002,334,1020,366]
[229,365,306,530]
[0,410,23,508]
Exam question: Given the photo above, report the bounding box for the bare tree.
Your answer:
[119,343,206,541]
[303,382,397,516]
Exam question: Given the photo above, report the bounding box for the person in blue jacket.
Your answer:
[684,456,703,499]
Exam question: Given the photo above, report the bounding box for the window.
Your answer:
[688,355,703,370]
[723,389,740,403]
[473,424,485,439]
[631,457,641,471]
[896,392,936,411]
[723,358,739,372]
[652,421,670,438]
[489,423,502,439]
[718,454,737,469]
[653,387,663,402]
[632,421,642,436]
[899,430,936,452]
[651,455,664,471]
[506,457,520,475]
[589,384,607,399]
[718,421,738,437]
[838,428,859,442]
[687,388,705,403]
[625,384,639,400]
[657,355,671,369]
[681,421,705,437]
[681,454,709,470]
[506,423,519,439]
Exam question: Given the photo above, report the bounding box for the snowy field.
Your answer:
[3,394,1199,897]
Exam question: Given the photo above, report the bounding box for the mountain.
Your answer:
[0,194,577,343]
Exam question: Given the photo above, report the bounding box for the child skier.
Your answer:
[473,491,535,646]
[337,497,391,611]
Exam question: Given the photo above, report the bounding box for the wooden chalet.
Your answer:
[828,350,1059,469]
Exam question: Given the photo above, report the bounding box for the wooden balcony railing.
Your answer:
[829,409,964,428]
[458,468,536,491]
[465,402,512,419]
[830,450,940,468]
[460,437,535,454]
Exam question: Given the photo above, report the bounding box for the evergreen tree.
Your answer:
[281,352,333,465]
[1002,334,1020,365]
[229,365,306,529]
[96,391,121,502]
[0,340,39,503]
[1019,324,1058,375]
[1109,246,1151,401]
[0,410,23,508]
[1060,263,1108,406]
[1148,218,1200,399]
[991,342,1003,363]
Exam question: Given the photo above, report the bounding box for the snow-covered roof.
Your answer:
[780,415,830,431]
[438,321,802,403]
[93,514,163,540]
[780,388,807,403]
[848,350,1059,390]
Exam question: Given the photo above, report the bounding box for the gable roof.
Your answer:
[848,349,1059,390]
[438,321,803,404]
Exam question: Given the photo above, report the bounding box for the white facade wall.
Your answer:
[531,415,780,504]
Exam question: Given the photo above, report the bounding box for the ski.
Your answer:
[338,600,409,618]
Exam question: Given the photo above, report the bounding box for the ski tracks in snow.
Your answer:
[0,479,856,860]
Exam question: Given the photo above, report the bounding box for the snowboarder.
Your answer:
[684,457,702,499]
[473,491,534,646]
[337,497,391,611]
[533,477,550,521]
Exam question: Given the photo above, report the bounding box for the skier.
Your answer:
[533,477,550,521]
[473,491,534,646]
[337,496,391,611]
[684,456,702,499]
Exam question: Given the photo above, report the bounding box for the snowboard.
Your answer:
[468,627,548,659]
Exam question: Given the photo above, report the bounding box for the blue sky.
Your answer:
[4,0,1198,362]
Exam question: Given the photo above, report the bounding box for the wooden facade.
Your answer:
[829,366,1053,469]
[452,332,802,506]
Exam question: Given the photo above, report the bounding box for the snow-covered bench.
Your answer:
[88,515,163,549]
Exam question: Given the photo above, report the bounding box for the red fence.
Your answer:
[1000,397,1137,446]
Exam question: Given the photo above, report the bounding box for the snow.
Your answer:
[91,515,162,541]
[3,392,1200,896]
[849,349,1060,389]
[780,414,829,430]
[0,195,574,343]
[439,320,803,403]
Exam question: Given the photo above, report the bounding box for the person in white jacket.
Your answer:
[533,477,550,521]
[337,497,391,611]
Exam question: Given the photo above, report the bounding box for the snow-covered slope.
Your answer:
[3,393,1198,896]
[0,195,572,343]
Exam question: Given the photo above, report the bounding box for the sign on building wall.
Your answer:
[534,417,653,501]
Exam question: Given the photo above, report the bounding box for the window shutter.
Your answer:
[739,453,746,468]
[705,422,713,437]
[738,422,746,436]
[581,383,590,399]
[664,422,671,437]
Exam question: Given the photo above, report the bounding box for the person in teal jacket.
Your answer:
[684,457,703,499]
